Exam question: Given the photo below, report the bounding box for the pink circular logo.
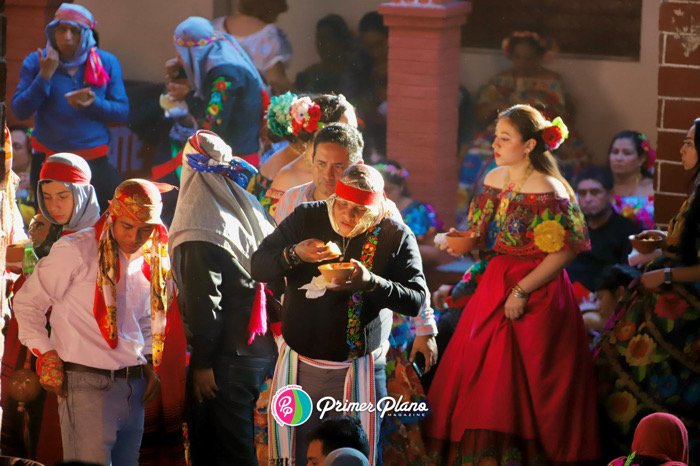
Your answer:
[270,385,313,426]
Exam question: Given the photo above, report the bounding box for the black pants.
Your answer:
[187,355,275,466]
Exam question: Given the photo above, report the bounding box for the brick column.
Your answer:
[379,0,470,227]
[656,0,700,226]
[1,0,7,317]
[6,0,63,125]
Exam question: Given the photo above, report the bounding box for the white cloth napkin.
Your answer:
[628,248,663,267]
[299,275,338,299]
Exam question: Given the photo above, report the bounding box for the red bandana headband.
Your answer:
[335,181,385,207]
[39,161,91,185]
[55,8,95,29]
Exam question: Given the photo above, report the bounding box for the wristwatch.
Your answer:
[663,268,673,285]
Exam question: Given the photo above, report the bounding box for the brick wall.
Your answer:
[657,0,700,225]
[379,0,470,227]
[5,0,63,125]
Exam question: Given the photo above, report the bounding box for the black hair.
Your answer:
[607,130,653,179]
[373,159,408,196]
[359,12,387,36]
[678,118,700,266]
[313,123,364,164]
[316,14,353,49]
[594,264,640,293]
[574,165,615,192]
[306,416,370,459]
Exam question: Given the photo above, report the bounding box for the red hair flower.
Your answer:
[542,116,569,151]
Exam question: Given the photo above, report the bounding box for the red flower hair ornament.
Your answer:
[541,117,569,151]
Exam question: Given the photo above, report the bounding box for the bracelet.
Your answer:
[282,244,301,268]
[511,284,529,299]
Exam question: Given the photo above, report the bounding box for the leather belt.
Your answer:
[64,362,144,380]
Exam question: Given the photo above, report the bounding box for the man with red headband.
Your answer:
[14,179,175,465]
[12,3,128,213]
[252,164,427,465]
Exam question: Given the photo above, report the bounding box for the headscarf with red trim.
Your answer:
[93,179,174,367]
[38,152,100,232]
[326,164,389,238]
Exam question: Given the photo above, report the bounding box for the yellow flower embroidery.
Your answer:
[533,220,565,253]
[625,334,657,366]
[208,104,220,116]
[606,391,638,423]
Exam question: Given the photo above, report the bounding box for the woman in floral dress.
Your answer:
[426,104,600,465]
[594,119,700,463]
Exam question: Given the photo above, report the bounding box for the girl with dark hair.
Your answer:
[594,119,700,462]
[426,104,600,464]
[457,30,588,226]
[608,130,656,228]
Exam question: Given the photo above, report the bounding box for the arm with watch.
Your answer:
[640,264,700,289]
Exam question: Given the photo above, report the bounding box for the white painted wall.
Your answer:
[77,0,659,163]
[77,0,215,83]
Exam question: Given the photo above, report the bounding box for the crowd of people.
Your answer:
[1,3,698,466]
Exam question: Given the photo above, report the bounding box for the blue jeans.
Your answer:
[58,371,147,466]
[188,355,275,465]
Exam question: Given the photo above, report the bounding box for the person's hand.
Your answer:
[193,368,218,402]
[67,89,96,109]
[329,259,373,291]
[167,82,190,102]
[36,350,67,398]
[504,293,527,320]
[294,239,337,263]
[432,284,453,310]
[38,47,59,81]
[437,228,464,257]
[141,362,161,405]
[640,269,665,289]
[165,57,182,81]
[410,335,438,373]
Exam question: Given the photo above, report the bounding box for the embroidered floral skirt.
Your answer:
[425,255,601,465]
[593,279,700,461]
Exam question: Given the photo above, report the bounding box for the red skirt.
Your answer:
[425,255,600,464]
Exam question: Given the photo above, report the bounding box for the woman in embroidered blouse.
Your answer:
[608,130,656,229]
[212,0,293,94]
[458,31,588,226]
[594,119,700,462]
[426,104,600,464]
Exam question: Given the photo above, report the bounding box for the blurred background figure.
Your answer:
[607,130,655,229]
[213,0,293,95]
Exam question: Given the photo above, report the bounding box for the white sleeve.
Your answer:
[14,239,80,355]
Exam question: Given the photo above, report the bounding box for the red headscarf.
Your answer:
[631,413,689,465]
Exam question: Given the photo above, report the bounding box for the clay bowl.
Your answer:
[445,231,480,255]
[6,244,26,263]
[629,233,664,254]
[318,262,355,282]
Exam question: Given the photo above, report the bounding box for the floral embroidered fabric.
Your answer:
[613,195,655,230]
[401,200,443,242]
[200,77,232,132]
[467,185,590,257]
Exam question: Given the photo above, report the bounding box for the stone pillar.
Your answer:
[5,0,63,125]
[379,0,470,227]
[656,0,700,226]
